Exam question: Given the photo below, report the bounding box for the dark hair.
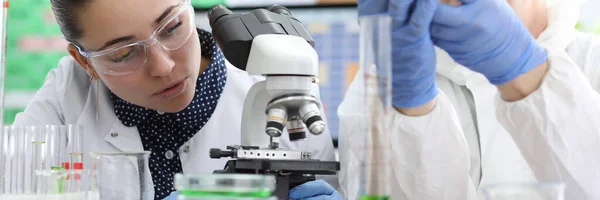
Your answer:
[50,0,93,44]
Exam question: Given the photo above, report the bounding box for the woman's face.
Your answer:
[70,0,201,113]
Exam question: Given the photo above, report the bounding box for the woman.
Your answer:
[13,0,337,199]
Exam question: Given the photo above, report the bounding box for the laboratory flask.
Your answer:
[352,14,393,200]
[174,173,277,200]
[482,183,566,200]
[90,151,151,200]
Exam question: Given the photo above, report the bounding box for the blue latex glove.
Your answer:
[163,191,178,200]
[431,0,548,85]
[289,180,343,200]
[358,0,439,108]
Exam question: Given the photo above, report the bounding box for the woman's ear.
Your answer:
[67,43,99,80]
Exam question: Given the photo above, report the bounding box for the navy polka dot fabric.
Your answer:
[110,29,227,200]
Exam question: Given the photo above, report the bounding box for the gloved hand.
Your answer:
[289,180,343,200]
[358,0,439,108]
[431,0,548,85]
[162,191,178,200]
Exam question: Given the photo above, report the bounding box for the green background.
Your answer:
[5,0,70,124]
[191,0,225,8]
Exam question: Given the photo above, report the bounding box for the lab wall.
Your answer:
[4,0,600,140]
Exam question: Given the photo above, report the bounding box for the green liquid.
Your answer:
[360,195,390,200]
[179,190,272,197]
[50,166,66,194]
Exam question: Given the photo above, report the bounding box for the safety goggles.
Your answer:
[76,0,194,76]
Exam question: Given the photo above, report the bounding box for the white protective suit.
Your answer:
[338,0,600,199]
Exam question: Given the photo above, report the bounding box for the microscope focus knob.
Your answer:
[210,148,234,159]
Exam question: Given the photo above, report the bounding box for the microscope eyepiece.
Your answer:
[208,4,233,28]
[267,5,292,16]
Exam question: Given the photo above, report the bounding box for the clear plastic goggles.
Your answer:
[76,0,194,76]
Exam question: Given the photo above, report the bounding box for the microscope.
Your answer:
[207,4,340,199]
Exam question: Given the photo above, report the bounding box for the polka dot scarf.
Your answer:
[110,29,227,200]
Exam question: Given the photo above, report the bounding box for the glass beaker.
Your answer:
[174,173,277,200]
[357,15,392,200]
[90,151,151,200]
[481,183,566,200]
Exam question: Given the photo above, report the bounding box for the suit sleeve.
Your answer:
[496,48,600,199]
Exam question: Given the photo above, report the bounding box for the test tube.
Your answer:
[0,3,8,192]
[29,125,46,194]
[66,124,84,194]
[0,1,8,192]
[0,126,4,194]
[358,15,392,200]
[46,125,68,170]
[13,125,27,194]
[0,126,9,194]
[67,124,83,169]
[38,125,68,194]
[0,1,9,191]
[0,0,8,127]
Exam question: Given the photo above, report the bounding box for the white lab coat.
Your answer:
[338,2,600,200]
[12,57,338,199]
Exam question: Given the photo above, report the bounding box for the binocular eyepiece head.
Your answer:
[208,4,293,28]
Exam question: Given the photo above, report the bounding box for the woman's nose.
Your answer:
[146,45,175,77]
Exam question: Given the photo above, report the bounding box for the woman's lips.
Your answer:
[154,78,187,98]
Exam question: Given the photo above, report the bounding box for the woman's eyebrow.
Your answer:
[155,5,177,25]
[96,4,178,51]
